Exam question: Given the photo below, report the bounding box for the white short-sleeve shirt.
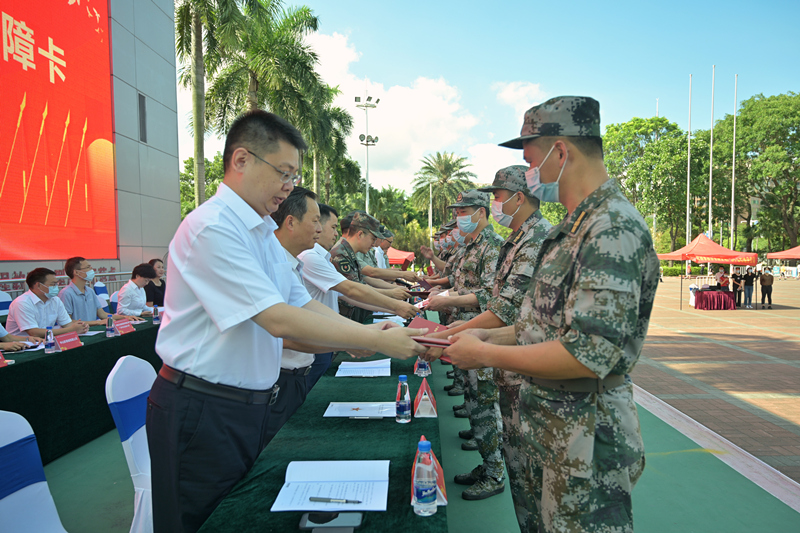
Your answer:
[155,183,312,389]
[117,280,153,317]
[297,243,347,314]
[280,247,315,370]
[374,246,388,269]
[5,291,72,336]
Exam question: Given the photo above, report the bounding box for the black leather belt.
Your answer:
[280,366,312,376]
[527,374,626,393]
[159,365,279,405]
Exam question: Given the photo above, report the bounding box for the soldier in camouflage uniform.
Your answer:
[330,212,385,323]
[428,189,507,500]
[445,96,660,532]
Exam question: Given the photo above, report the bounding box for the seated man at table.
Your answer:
[117,264,157,317]
[59,256,142,325]
[6,268,90,337]
[0,322,43,351]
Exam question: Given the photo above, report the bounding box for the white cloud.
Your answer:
[491,81,548,116]
[466,143,526,185]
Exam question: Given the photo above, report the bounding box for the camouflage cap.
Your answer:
[350,212,383,238]
[499,96,601,149]
[478,165,534,196]
[378,224,394,239]
[442,218,457,230]
[447,189,490,210]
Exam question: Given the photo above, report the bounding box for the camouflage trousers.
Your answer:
[465,368,504,481]
[498,381,538,533]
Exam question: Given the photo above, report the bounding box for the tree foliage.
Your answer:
[179,153,224,218]
[411,152,477,228]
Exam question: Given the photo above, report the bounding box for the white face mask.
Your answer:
[490,193,521,228]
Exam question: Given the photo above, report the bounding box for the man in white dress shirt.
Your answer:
[146,111,427,533]
[6,268,89,337]
[116,263,157,317]
[375,225,393,268]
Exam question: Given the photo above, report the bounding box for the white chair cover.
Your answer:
[105,356,157,533]
[110,290,119,313]
[0,289,12,317]
[93,282,110,313]
[0,411,68,533]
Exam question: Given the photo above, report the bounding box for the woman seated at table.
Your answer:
[145,258,167,308]
[117,263,157,317]
[0,323,43,351]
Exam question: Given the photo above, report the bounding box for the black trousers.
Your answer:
[146,376,275,533]
[264,369,309,443]
[762,286,773,305]
[735,289,743,307]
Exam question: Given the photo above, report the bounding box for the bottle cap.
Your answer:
[399,375,407,382]
[418,440,431,452]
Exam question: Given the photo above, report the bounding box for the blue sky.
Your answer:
[176,0,800,192]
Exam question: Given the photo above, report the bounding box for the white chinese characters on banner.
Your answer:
[2,12,36,71]
[2,12,66,83]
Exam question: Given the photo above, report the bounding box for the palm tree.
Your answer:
[175,0,274,208]
[305,86,354,196]
[204,5,322,136]
[411,152,477,228]
[370,187,407,229]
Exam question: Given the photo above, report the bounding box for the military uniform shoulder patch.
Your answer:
[341,261,351,273]
[570,211,587,234]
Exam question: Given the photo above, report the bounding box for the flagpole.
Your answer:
[686,74,693,280]
[730,74,738,255]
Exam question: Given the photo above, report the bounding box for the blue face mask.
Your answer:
[40,283,60,299]
[451,229,466,246]
[525,144,568,203]
[491,194,521,228]
[82,269,96,282]
[456,209,480,234]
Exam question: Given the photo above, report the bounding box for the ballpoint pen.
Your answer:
[309,497,362,504]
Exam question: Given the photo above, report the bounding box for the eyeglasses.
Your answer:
[247,150,302,185]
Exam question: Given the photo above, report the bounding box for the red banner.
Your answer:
[1,1,116,260]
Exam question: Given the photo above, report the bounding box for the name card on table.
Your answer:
[55,332,83,351]
[409,435,447,506]
[115,319,136,335]
[413,377,437,418]
[0,352,7,367]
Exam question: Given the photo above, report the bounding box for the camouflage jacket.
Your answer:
[355,248,378,270]
[514,179,659,475]
[490,210,553,387]
[451,225,503,315]
[489,210,553,327]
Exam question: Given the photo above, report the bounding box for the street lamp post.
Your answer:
[355,95,379,215]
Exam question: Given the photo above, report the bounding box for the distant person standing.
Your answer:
[743,267,757,308]
[715,267,725,288]
[732,268,744,308]
[760,269,774,309]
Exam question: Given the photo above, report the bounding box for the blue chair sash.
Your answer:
[0,435,47,500]
[108,390,149,442]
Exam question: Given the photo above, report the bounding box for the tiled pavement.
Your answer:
[631,275,800,483]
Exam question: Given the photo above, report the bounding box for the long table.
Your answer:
[0,322,160,464]
[198,353,449,533]
[695,290,736,310]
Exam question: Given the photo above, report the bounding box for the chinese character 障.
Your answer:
[2,12,36,71]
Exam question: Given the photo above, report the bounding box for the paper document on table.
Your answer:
[335,358,391,377]
[79,331,104,337]
[323,402,396,418]
[21,342,44,352]
[271,460,390,512]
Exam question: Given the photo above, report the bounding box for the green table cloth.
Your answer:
[199,353,449,533]
[0,321,161,464]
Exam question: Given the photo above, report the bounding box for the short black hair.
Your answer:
[148,258,163,267]
[64,256,86,279]
[27,268,55,289]
[223,110,308,172]
[271,186,318,228]
[131,263,157,280]
[319,204,339,224]
[534,135,603,159]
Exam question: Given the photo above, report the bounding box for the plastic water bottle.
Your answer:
[413,440,438,516]
[44,327,55,354]
[106,315,115,338]
[415,357,431,377]
[152,306,160,325]
[396,375,411,423]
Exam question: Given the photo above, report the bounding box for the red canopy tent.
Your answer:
[657,234,757,265]
[766,245,800,260]
[387,247,415,270]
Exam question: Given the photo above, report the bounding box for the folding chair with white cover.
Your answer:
[94,282,111,313]
[105,356,157,533]
[0,289,11,317]
[110,290,119,313]
[0,410,68,532]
